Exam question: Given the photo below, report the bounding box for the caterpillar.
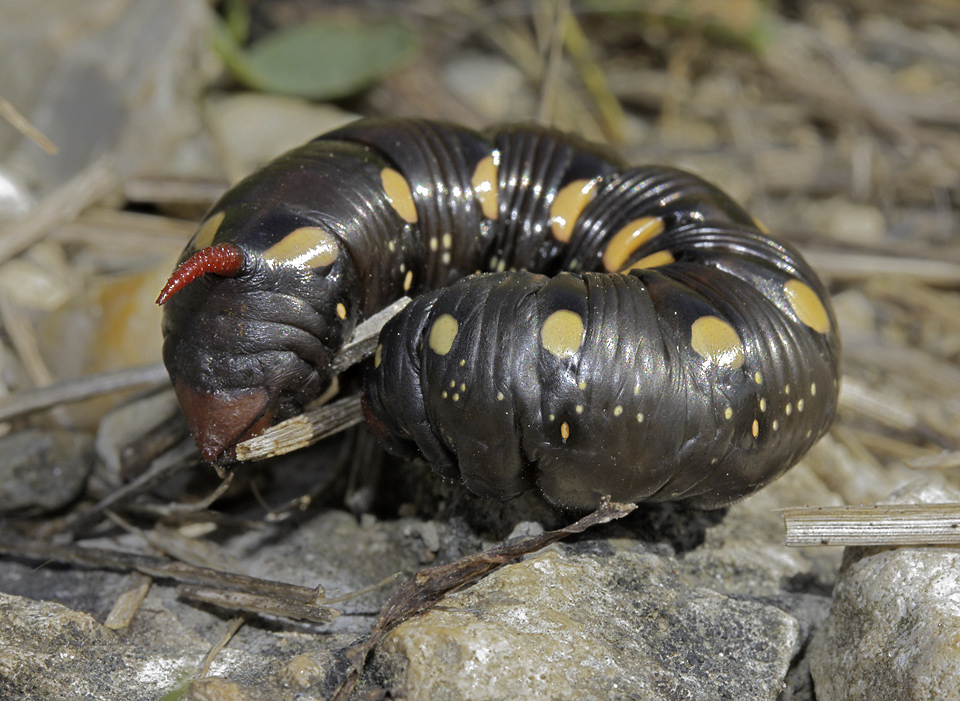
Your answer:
[158,118,840,510]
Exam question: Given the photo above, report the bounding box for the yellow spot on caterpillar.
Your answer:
[785,384,791,395]
[442,233,452,249]
[460,383,466,391]
[459,359,465,366]
[540,309,585,359]
[549,414,555,422]
[797,399,804,412]
[450,380,456,388]
[784,279,831,333]
[752,419,759,438]
[442,252,452,265]
[190,211,226,252]
[452,393,459,402]
[724,407,733,420]
[636,412,644,423]
[690,316,744,369]
[576,405,584,414]
[428,314,459,356]
[400,263,406,273]
[754,372,763,384]
[497,392,504,401]
[389,240,396,252]
[786,403,792,416]
[634,383,640,396]
[442,391,448,399]
[578,380,587,390]
[560,421,570,441]
[760,398,767,412]
[374,344,382,368]
[602,217,665,272]
[430,237,438,251]
[549,179,598,242]
[622,250,675,272]
[381,168,418,223]
[811,383,817,396]
[263,226,339,268]
[336,303,347,320]
[471,154,499,220]
[614,405,623,417]
[403,270,414,292]
[772,420,779,431]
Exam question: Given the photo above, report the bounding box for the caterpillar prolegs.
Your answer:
[159,118,840,510]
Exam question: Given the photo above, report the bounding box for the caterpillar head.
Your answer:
[158,206,357,463]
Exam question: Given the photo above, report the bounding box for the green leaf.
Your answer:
[219,19,419,100]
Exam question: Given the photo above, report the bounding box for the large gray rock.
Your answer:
[810,482,960,701]
[374,546,801,700]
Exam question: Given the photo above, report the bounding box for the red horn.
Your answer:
[156,243,246,305]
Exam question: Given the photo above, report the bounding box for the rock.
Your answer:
[0,428,95,515]
[374,547,801,700]
[809,481,960,700]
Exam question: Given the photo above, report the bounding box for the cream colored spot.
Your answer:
[786,403,793,416]
[549,179,598,242]
[752,420,759,438]
[622,250,676,272]
[602,217,665,272]
[496,259,506,272]
[634,383,640,396]
[560,421,571,441]
[549,414,555,422]
[785,384,791,395]
[442,391,448,399]
[430,237,438,251]
[263,226,339,268]
[576,405,584,414]
[400,263,406,273]
[471,155,499,220]
[754,372,763,385]
[540,309,585,359]
[190,211,226,251]
[428,314,459,356]
[441,252,451,265]
[690,316,744,369]
[724,407,733,420]
[772,420,779,431]
[336,303,347,320]
[636,412,645,423]
[797,399,804,412]
[460,383,466,391]
[459,359,466,367]
[453,393,459,402]
[374,344,382,368]
[497,392,504,401]
[811,383,817,396]
[784,279,831,334]
[450,380,456,388]
[760,398,767,412]
[381,168,418,223]
[614,405,623,417]
[578,380,587,390]
[442,233,452,250]
[403,270,414,292]
[389,240,396,252]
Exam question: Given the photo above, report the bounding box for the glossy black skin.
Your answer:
[161,118,841,509]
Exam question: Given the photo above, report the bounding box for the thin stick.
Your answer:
[0,363,170,422]
[782,503,960,547]
[0,96,58,154]
[0,156,117,265]
[198,616,247,678]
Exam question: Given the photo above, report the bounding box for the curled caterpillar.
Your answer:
[159,118,840,510]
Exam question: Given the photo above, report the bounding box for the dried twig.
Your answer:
[330,498,637,700]
[782,503,960,547]
[0,95,58,154]
[0,363,170,422]
[0,156,117,265]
